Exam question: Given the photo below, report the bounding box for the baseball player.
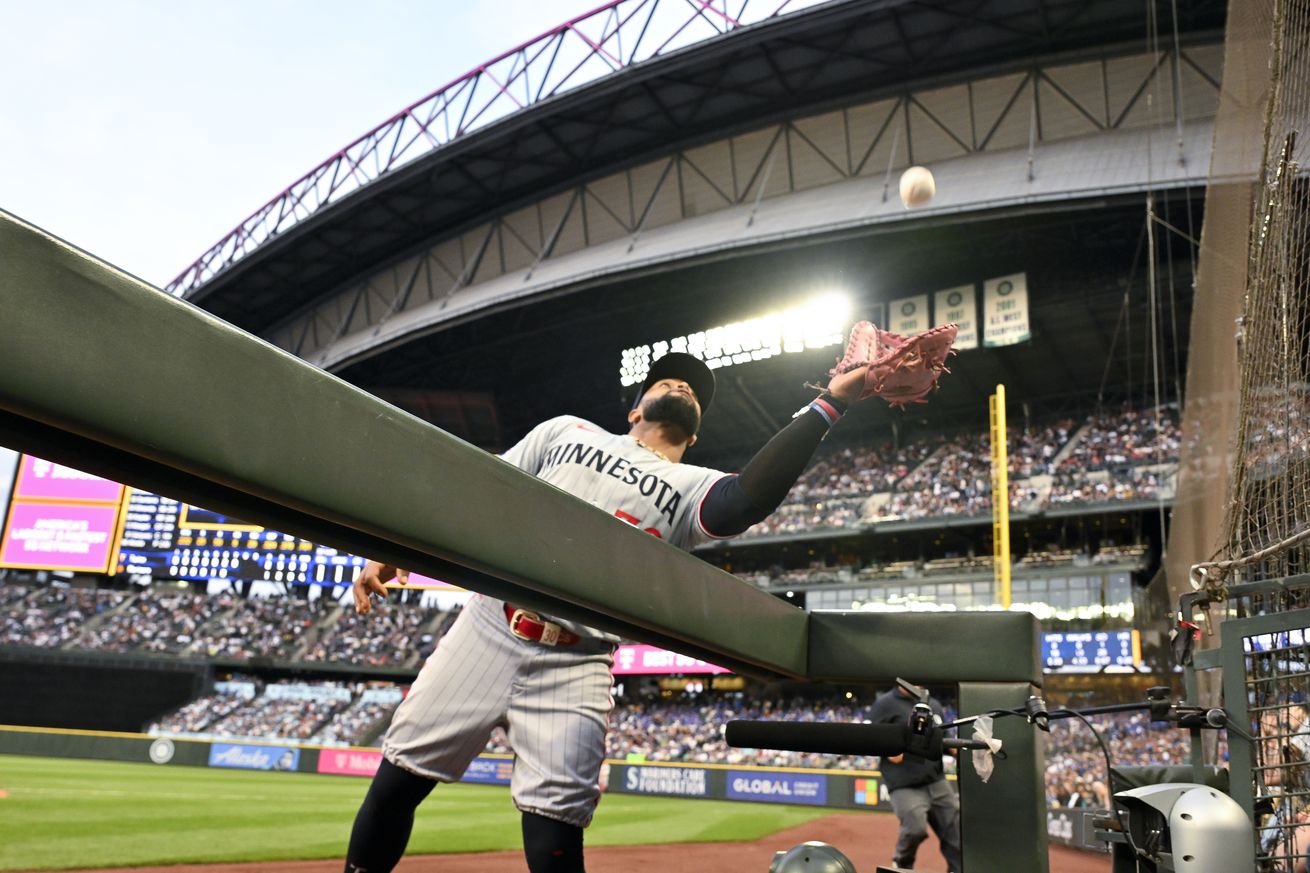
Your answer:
[343,352,872,873]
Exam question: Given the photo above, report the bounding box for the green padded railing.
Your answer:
[0,210,806,678]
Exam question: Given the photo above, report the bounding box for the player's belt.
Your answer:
[504,604,581,647]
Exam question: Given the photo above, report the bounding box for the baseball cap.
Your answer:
[633,352,716,414]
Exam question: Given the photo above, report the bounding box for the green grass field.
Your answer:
[0,755,849,870]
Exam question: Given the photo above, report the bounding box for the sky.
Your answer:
[1,0,591,288]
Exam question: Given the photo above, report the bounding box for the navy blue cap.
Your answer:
[632,352,716,414]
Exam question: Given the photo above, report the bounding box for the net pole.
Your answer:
[990,384,1012,609]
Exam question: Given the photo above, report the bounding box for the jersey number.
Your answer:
[614,509,662,538]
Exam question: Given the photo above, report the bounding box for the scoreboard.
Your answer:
[0,453,465,587]
[115,489,365,584]
[0,453,368,584]
[1043,630,1141,671]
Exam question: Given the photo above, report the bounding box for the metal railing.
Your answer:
[165,0,826,298]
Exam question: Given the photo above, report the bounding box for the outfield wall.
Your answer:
[0,724,892,811]
[0,647,207,732]
[605,760,891,811]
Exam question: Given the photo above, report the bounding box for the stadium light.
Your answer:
[619,292,852,387]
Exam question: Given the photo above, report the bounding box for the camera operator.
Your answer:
[868,683,962,873]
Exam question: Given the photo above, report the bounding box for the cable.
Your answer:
[1052,708,1148,862]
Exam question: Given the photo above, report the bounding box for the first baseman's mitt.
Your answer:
[828,321,958,409]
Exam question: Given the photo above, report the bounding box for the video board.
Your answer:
[0,456,126,573]
[0,453,368,584]
[1043,630,1140,671]
[114,488,366,585]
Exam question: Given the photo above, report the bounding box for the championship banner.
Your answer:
[933,285,978,350]
[889,294,930,334]
[982,273,1031,347]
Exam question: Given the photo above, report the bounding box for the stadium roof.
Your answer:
[178,0,1224,336]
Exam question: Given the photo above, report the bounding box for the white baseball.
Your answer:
[899,166,936,208]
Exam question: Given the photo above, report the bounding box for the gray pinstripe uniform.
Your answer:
[383,415,728,826]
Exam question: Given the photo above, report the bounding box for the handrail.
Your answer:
[166,0,826,298]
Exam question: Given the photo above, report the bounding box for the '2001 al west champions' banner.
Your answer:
[983,272,1031,347]
[933,285,978,349]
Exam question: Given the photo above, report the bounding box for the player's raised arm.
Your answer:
[697,366,863,538]
[698,321,957,539]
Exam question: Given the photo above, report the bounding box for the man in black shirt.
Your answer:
[868,683,962,872]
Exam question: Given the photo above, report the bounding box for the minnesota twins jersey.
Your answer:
[497,415,729,641]
[502,415,729,549]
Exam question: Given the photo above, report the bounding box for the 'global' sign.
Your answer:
[726,771,826,805]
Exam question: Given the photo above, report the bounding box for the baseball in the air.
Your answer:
[899,166,936,208]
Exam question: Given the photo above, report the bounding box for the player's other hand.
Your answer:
[352,561,409,614]
[826,365,868,405]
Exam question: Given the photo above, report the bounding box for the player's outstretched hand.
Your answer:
[825,321,957,409]
[825,365,869,405]
[352,561,409,614]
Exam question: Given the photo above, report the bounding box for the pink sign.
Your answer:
[14,456,124,503]
[0,503,122,572]
[317,749,383,777]
[393,572,463,590]
[612,645,730,675]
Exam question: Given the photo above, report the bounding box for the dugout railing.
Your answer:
[0,209,1046,872]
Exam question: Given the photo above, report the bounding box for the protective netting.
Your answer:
[1170,0,1310,601]
[1216,119,1310,586]
[1244,626,1310,871]
[1165,3,1310,868]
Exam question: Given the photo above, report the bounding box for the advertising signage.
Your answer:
[612,644,729,675]
[0,456,126,573]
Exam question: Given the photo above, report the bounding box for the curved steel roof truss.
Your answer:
[268,40,1221,369]
[180,0,1226,333]
[165,0,831,298]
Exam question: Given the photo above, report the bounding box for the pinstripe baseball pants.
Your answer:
[384,595,616,827]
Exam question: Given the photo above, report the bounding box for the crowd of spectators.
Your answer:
[197,596,327,660]
[602,699,1194,810]
[1046,468,1169,506]
[88,588,231,654]
[302,600,444,667]
[1010,418,1076,478]
[0,580,446,667]
[602,698,883,771]
[189,676,353,739]
[1057,408,1181,473]
[1046,711,1194,808]
[0,585,128,649]
[206,695,346,741]
[312,698,397,746]
[733,405,1179,539]
[787,440,943,501]
[149,679,400,746]
[150,690,247,734]
[1241,389,1310,474]
[878,432,993,520]
[738,540,1146,593]
[736,497,864,539]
